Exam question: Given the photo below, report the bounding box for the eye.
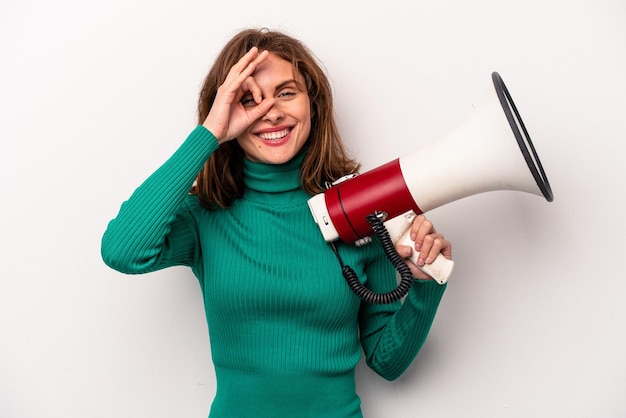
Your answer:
[278,89,297,99]
[240,94,257,107]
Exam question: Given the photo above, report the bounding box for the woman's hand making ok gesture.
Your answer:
[202,47,276,144]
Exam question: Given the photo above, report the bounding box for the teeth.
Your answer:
[258,128,289,141]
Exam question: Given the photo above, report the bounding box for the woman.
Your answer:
[102,28,452,418]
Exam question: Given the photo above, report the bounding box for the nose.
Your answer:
[262,101,284,123]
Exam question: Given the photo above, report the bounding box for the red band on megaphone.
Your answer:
[325,159,422,243]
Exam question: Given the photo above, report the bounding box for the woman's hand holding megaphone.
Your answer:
[394,214,454,283]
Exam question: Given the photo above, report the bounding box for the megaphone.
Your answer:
[308,72,553,303]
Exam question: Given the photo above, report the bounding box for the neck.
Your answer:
[242,153,309,205]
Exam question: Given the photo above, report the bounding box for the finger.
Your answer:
[439,238,453,260]
[240,76,263,104]
[411,216,434,250]
[395,244,429,279]
[246,97,276,120]
[423,236,450,264]
[213,50,268,115]
[410,214,435,238]
[250,48,270,66]
[225,47,261,80]
[395,244,413,259]
[415,232,445,265]
[229,49,270,87]
[404,255,432,280]
[220,48,264,94]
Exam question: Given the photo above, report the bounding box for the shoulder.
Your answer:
[180,194,210,221]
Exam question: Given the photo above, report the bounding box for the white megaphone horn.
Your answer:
[308,72,553,303]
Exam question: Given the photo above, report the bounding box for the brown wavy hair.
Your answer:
[191,28,360,209]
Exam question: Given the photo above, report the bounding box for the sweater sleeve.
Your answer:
[358,251,447,381]
[101,126,219,275]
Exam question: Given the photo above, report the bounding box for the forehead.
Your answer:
[252,53,305,87]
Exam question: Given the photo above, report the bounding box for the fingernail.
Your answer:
[418,258,425,266]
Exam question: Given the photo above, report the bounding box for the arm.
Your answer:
[359,215,451,380]
[359,272,446,381]
[101,126,218,274]
[102,47,277,275]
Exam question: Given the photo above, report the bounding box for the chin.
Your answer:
[263,154,297,165]
[255,144,306,165]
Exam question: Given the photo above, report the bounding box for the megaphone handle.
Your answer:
[396,229,454,285]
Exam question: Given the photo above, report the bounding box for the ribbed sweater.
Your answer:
[101,125,447,418]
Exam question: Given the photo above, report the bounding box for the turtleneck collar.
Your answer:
[242,152,310,205]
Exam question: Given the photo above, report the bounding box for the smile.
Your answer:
[257,128,291,141]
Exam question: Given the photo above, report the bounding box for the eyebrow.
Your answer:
[274,79,305,93]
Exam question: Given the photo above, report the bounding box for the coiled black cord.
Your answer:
[330,213,414,304]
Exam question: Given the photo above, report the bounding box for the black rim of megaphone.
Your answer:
[492,72,553,202]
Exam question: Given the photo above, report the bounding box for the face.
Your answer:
[236,54,312,165]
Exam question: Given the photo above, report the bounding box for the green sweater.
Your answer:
[101,125,447,418]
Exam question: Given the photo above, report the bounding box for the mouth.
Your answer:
[256,127,292,142]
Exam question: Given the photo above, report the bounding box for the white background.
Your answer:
[1,0,625,417]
